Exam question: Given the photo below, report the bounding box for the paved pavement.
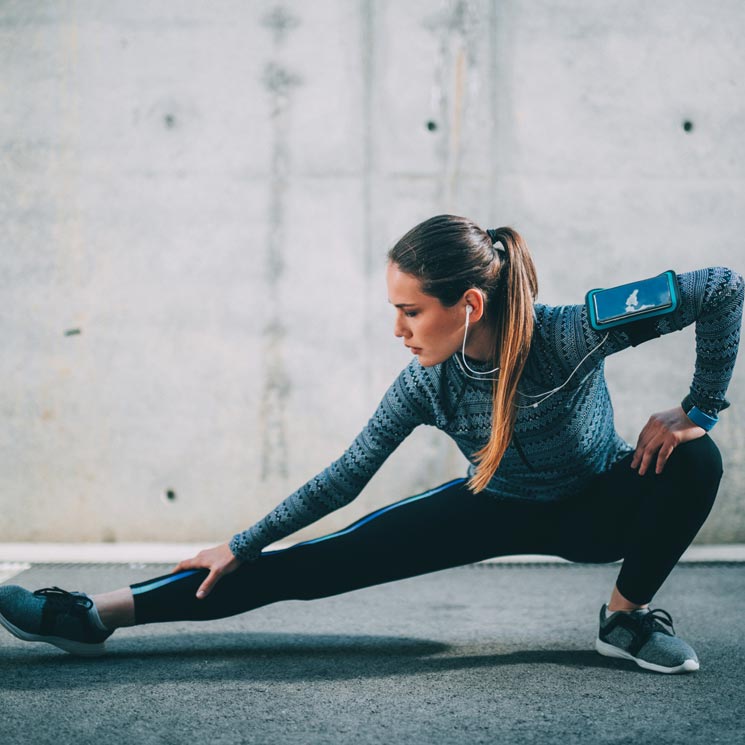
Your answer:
[1,560,743,745]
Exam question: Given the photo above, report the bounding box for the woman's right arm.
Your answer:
[228,358,435,562]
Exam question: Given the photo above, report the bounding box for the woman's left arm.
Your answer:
[628,266,744,475]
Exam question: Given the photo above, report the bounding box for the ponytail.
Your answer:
[466,227,538,492]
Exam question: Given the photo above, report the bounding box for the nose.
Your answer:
[393,313,410,339]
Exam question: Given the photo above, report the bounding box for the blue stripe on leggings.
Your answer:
[261,477,468,555]
[130,569,202,595]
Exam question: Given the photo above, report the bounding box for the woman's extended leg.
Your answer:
[128,476,558,625]
[0,475,557,653]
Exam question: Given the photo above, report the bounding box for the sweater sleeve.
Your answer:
[228,359,435,561]
[543,266,744,415]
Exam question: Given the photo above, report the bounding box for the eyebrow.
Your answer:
[387,300,418,308]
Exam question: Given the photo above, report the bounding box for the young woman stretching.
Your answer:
[1,214,742,674]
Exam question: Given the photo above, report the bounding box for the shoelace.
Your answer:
[639,608,676,638]
[33,586,93,613]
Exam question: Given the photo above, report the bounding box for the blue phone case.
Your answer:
[585,270,680,331]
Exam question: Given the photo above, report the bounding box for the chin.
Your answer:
[417,352,447,367]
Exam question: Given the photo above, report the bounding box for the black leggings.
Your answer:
[131,435,723,625]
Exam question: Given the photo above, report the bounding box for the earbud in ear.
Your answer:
[466,305,473,315]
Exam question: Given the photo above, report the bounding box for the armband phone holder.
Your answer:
[585,270,680,346]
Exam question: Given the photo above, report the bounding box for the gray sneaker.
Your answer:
[595,603,699,674]
[0,585,112,657]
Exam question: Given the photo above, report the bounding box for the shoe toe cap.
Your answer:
[639,631,699,667]
[0,586,44,630]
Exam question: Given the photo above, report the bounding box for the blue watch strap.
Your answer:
[684,405,719,431]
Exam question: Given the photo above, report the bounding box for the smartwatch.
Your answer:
[681,395,719,431]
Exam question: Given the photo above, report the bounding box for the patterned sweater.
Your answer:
[229,266,744,561]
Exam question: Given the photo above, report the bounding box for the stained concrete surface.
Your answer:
[2,0,745,545]
[1,561,743,744]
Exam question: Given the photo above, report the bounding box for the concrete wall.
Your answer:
[1,0,743,544]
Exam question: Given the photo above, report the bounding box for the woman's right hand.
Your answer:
[172,542,243,599]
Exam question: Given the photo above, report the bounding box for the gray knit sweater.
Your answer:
[229,266,744,561]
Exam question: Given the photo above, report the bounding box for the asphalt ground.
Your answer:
[1,561,743,745]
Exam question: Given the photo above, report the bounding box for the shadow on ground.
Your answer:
[0,630,631,691]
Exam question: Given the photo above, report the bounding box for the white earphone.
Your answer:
[460,302,499,376]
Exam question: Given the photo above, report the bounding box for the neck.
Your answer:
[463,321,497,363]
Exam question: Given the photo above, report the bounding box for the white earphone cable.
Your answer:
[460,306,500,375]
[455,304,610,407]
[514,332,610,408]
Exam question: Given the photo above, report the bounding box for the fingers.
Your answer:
[632,436,677,476]
[655,442,676,475]
[637,446,656,477]
[631,420,654,475]
[630,429,648,472]
[631,418,655,470]
[196,569,221,600]
[173,549,212,574]
[172,557,197,574]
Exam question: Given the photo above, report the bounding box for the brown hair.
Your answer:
[387,214,538,493]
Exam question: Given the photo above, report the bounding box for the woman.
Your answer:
[1,215,742,674]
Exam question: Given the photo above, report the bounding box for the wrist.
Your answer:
[229,534,260,563]
[228,535,245,561]
[680,399,719,431]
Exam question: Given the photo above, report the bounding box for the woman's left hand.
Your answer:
[630,405,707,476]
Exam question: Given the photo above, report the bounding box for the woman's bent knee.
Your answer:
[669,433,723,481]
[664,434,724,514]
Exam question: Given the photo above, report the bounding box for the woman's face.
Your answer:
[386,261,471,367]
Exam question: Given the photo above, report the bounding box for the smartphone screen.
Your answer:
[593,274,673,325]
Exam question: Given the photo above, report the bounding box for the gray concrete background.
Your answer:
[1,0,744,544]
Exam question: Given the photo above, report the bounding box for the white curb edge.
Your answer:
[1,543,744,565]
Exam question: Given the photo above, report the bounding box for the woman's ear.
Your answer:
[463,290,486,322]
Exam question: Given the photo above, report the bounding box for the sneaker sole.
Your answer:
[595,637,699,674]
[0,609,108,657]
